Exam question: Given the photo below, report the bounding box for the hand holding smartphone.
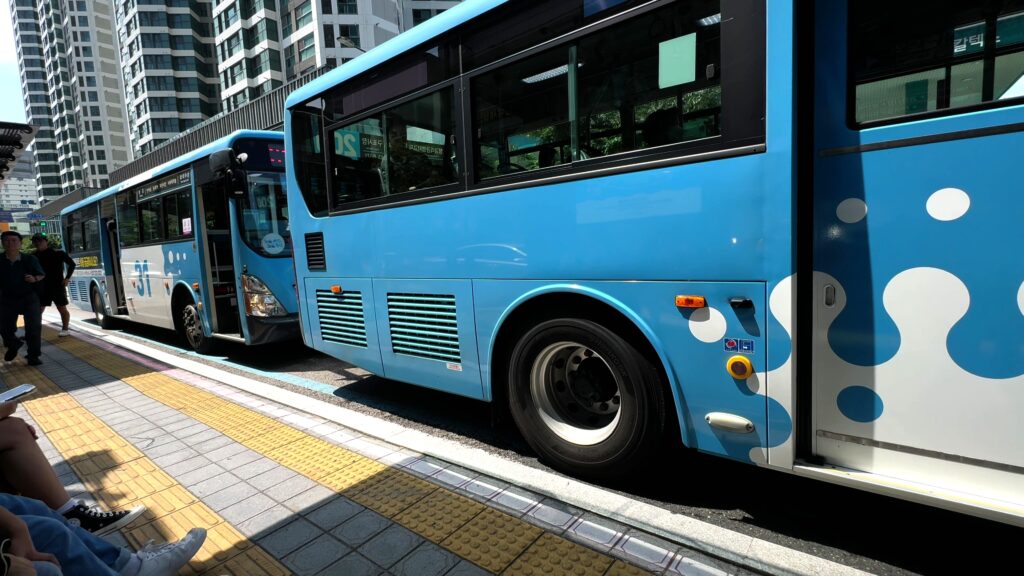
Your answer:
[0,384,36,403]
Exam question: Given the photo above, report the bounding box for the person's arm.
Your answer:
[0,401,15,419]
[0,507,58,566]
[23,257,43,284]
[60,252,75,285]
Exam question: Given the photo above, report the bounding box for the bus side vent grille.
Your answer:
[315,289,367,348]
[305,233,326,271]
[67,282,79,301]
[387,293,460,363]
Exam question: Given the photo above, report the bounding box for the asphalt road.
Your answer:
[61,309,1022,575]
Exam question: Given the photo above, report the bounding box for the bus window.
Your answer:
[293,104,330,217]
[473,47,570,178]
[139,198,164,244]
[83,216,99,252]
[852,1,1024,124]
[328,87,456,208]
[579,1,721,154]
[116,192,139,247]
[240,171,292,256]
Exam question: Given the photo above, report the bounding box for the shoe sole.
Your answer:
[92,504,147,536]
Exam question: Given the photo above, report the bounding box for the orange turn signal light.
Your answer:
[192,282,200,290]
[675,295,707,308]
[330,285,343,294]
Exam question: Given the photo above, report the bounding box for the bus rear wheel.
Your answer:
[179,302,215,354]
[506,317,665,480]
[90,288,114,329]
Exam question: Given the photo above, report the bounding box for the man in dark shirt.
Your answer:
[0,231,45,365]
[31,234,75,337]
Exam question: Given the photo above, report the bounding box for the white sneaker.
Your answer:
[135,528,207,576]
[58,329,70,337]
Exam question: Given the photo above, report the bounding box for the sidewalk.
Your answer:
[1,324,741,576]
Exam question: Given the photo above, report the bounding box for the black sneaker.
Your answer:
[4,340,22,362]
[26,357,41,366]
[62,502,146,536]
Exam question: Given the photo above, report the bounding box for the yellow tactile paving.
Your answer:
[1,356,291,576]
[346,468,439,518]
[40,326,659,575]
[442,507,544,573]
[394,487,484,542]
[504,532,616,576]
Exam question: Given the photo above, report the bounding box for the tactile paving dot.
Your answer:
[133,485,199,523]
[31,409,101,433]
[347,468,439,518]
[503,533,614,576]
[320,459,389,492]
[441,507,543,573]
[393,487,483,541]
[245,426,308,453]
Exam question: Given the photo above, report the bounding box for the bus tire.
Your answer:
[90,287,114,329]
[507,317,665,479]
[178,301,216,354]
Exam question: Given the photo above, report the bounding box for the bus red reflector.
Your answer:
[330,285,342,294]
[675,295,706,308]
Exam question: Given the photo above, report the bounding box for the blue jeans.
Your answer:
[0,494,132,576]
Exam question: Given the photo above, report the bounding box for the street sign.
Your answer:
[27,213,43,220]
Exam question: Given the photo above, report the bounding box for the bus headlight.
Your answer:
[241,274,287,317]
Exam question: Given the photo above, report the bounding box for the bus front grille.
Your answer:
[305,233,326,271]
[315,289,367,348]
[386,293,460,363]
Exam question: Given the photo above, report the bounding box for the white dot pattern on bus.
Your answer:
[926,187,970,221]
[836,198,867,224]
[687,306,727,343]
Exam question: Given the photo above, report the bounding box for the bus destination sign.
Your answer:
[135,170,192,202]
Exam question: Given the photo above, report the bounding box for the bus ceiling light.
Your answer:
[241,273,287,317]
[675,295,707,308]
[698,13,721,26]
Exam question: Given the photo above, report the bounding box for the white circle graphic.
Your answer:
[927,188,970,221]
[688,306,727,343]
[1018,280,1024,317]
[836,198,867,223]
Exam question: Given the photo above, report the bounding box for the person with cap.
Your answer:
[29,234,75,337]
[0,231,45,366]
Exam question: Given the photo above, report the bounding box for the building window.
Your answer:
[295,1,313,29]
[298,33,315,61]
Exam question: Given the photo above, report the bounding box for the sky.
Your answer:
[0,2,27,124]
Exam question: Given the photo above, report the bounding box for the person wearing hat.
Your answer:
[0,231,45,365]
[30,234,75,338]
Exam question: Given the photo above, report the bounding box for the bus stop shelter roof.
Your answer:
[0,121,36,182]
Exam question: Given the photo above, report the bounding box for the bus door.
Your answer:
[198,182,240,336]
[99,196,126,312]
[810,0,1024,501]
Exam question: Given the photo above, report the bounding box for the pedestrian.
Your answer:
[29,235,74,338]
[0,232,45,366]
[0,401,145,535]
[0,493,206,576]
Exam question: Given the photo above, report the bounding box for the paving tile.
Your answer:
[218,448,264,471]
[235,505,294,539]
[204,441,249,463]
[610,529,678,572]
[176,463,227,487]
[487,486,542,517]
[162,456,213,478]
[265,474,318,503]
[282,485,335,515]
[307,496,364,531]
[390,541,460,576]
[443,559,493,576]
[522,497,582,532]
[193,435,235,454]
[249,467,299,491]
[189,471,243,498]
[459,476,508,504]
[317,552,383,576]
[402,457,447,478]
[283,533,350,576]
[220,493,278,525]
[358,524,424,568]
[564,514,628,553]
[665,555,730,576]
[257,518,324,558]
[204,481,259,512]
[234,457,280,481]
[331,509,390,547]
[152,448,200,468]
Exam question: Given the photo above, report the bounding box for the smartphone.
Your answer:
[0,384,36,403]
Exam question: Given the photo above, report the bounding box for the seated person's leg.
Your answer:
[18,515,119,576]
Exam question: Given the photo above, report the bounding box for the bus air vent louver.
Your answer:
[315,289,367,348]
[305,232,326,271]
[386,293,460,363]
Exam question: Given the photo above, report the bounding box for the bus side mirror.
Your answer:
[209,149,248,196]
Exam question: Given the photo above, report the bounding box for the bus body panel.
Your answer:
[303,277,385,375]
[471,279,779,462]
[813,0,1024,505]
[120,241,201,330]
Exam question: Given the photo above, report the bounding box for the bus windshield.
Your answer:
[239,171,291,257]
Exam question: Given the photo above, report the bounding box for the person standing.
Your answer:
[0,232,45,366]
[30,235,75,337]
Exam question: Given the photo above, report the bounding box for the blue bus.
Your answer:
[284,0,1024,525]
[62,130,298,352]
